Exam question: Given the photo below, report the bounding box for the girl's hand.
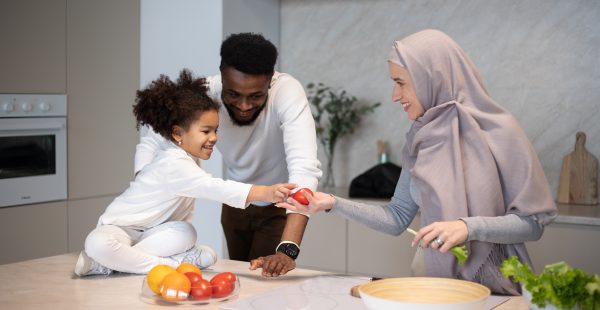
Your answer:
[276,190,335,214]
[267,183,297,203]
[411,220,468,253]
[249,183,297,204]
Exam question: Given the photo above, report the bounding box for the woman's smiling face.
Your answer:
[388,62,424,121]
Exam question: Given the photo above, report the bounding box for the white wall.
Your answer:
[140,0,226,257]
[280,0,600,197]
[223,0,280,70]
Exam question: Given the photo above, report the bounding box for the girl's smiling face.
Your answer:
[172,110,219,160]
[388,62,424,121]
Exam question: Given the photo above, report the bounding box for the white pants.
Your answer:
[84,221,197,274]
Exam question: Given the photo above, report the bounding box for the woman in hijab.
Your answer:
[277,29,557,295]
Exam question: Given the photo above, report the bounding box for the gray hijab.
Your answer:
[389,29,557,294]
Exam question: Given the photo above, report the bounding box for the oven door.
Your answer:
[0,117,67,207]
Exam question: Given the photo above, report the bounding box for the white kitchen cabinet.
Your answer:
[67,195,116,252]
[66,0,140,200]
[0,201,68,264]
[296,212,347,273]
[526,222,600,275]
[0,1,139,264]
[0,0,67,93]
[347,213,420,278]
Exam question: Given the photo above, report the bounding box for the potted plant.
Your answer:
[306,82,380,189]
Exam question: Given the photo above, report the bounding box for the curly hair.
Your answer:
[219,32,277,75]
[133,69,220,141]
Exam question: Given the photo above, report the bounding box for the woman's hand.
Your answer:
[276,190,335,214]
[411,220,468,253]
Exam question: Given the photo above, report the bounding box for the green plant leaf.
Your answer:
[306,82,380,159]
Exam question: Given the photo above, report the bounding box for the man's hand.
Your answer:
[249,252,296,277]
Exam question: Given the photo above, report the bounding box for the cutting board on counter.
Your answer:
[557,132,599,205]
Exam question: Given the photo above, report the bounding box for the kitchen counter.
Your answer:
[328,187,600,226]
[0,253,528,309]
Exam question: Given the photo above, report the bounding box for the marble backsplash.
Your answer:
[280,0,600,196]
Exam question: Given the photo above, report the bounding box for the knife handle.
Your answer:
[350,277,383,298]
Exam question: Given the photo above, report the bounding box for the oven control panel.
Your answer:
[0,94,67,118]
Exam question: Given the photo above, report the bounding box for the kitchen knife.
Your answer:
[350,277,382,298]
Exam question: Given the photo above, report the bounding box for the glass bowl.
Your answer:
[140,271,240,305]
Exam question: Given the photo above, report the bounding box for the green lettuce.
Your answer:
[405,228,469,266]
[450,245,469,266]
[501,256,599,310]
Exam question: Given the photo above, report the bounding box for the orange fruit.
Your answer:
[147,264,177,295]
[160,272,191,301]
[176,263,202,277]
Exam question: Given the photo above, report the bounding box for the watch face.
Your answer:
[278,243,300,260]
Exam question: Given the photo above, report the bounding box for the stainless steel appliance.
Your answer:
[0,94,67,207]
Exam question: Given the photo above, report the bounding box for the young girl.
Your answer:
[75,69,296,276]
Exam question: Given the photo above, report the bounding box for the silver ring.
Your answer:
[434,238,444,246]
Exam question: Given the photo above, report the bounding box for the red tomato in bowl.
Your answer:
[291,188,313,205]
[210,272,236,298]
[184,272,202,286]
[211,272,236,284]
[190,278,212,300]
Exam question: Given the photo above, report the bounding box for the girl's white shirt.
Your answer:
[98,140,252,229]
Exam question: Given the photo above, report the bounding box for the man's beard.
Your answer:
[221,95,268,126]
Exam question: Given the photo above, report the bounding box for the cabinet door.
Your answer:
[0,201,68,264]
[67,195,115,252]
[347,214,420,278]
[66,0,140,199]
[526,222,600,275]
[0,0,67,93]
[295,213,347,273]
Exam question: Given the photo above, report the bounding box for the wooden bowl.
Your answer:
[359,277,490,310]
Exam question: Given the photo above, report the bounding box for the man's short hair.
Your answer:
[220,32,277,75]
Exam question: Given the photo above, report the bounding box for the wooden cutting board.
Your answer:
[557,132,599,205]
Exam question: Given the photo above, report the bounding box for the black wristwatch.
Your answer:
[276,242,300,260]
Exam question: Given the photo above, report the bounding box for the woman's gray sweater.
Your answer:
[329,170,543,243]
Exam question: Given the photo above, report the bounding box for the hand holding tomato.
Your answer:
[291,188,314,205]
[276,190,336,214]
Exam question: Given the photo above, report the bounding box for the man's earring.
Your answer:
[178,140,182,145]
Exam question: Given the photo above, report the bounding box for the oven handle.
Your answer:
[0,121,65,131]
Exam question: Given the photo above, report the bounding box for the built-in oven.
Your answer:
[0,94,67,207]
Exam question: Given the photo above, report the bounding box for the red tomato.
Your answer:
[189,278,212,300]
[211,272,236,284]
[210,272,236,298]
[210,278,234,298]
[184,272,203,287]
[291,188,314,205]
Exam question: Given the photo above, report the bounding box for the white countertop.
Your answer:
[0,253,529,309]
